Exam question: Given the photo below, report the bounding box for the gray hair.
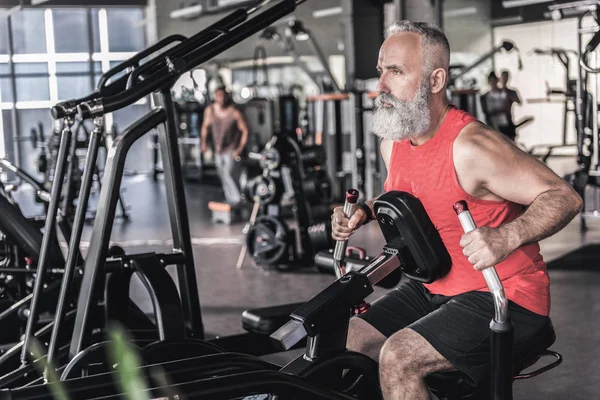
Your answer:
[385,21,450,75]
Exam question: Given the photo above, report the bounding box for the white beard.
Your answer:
[371,80,432,141]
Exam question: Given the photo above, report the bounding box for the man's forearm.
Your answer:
[501,188,582,249]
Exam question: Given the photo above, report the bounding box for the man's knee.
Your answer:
[379,328,453,379]
[346,317,386,361]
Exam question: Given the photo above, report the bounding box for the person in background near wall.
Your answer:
[480,71,515,141]
[500,69,522,138]
[201,86,249,206]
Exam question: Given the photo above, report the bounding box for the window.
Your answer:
[53,9,89,53]
[0,63,11,103]
[0,17,9,54]
[11,10,47,54]
[106,9,145,53]
[14,63,50,102]
[16,109,53,180]
[56,62,93,100]
[0,7,148,171]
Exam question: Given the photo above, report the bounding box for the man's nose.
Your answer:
[376,76,389,94]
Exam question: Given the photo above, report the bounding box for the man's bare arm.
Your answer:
[455,124,582,250]
[233,110,249,157]
[201,106,212,149]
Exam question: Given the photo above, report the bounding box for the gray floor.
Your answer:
[14,173,600,399]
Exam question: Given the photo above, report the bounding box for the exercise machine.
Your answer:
[0,190,561,399]
[549,1,600,231]
[0,0,310,389]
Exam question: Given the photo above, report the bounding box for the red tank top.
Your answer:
[383,106,550,316]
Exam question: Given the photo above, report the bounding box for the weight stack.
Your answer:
[307,221,334,253]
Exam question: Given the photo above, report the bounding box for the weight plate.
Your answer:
[246,215,289,266]
[252,175,277,205]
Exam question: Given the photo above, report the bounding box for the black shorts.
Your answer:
[355,279,550,387]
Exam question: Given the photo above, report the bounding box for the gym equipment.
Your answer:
[307,93,364,202]
[267,191,561,400]
[0,190,560,400]
[6,0,309,386]
[244,134,333,269]
[315,247,402,289]
[549,1,600,231]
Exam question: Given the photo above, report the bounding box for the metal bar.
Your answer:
[153,90,204,338]
[93,0,298,117]
[577,14,588,174]
[306,32,340,92]
[6,16,21,169]
[0,159,48,199]
[579,25,600,34]
[45,115,104,379]
[68,108,166,358]
[60,120,80,218]
[347,94,359,193]
[21,116,75,365]
[593,52,599,169]
[130,255,186,341]
[87,9,95,91]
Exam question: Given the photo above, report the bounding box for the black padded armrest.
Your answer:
[242,302,305,335]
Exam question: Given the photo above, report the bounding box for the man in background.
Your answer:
[480,71,516,140]
[201,87,249,206]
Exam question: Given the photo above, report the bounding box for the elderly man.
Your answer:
[331,21,582,400]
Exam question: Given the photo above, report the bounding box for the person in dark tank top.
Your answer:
[201,86,249,205]
[329,21,582,400]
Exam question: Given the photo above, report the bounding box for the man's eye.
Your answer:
[392,69,402,75]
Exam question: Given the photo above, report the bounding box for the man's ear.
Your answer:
[430,68,447,94]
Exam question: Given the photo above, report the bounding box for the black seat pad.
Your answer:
[0,193,64,266]
[426,319,557,398]
[242,302,305,335]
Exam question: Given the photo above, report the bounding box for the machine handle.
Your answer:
[345,246,366,260]
[332,189,359,278]
[453,201,508,323]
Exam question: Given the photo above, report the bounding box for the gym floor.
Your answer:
[15,174,597,400]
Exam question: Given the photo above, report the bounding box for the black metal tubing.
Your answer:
[0,353,279,400]
[152,91,203,337]
[97,34,188,90]
[89,0,298,117]
[490,325,514,400]
[0,160,48,202]
[103,252,187,272]
[95,370,357,400]
[53,10,249,121]
[0,310,77,388]
[20,118,75,365]
[68,108,167,358]
[45,116,105,376]
[125,10,247,88]
[51,35,187,120]
[130,255,186,341]
[60,121,80,218]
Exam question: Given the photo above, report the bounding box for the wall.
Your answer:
[444,0,493,92]
[492,17,586,177]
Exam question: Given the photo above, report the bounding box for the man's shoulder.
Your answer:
[454,121,496,154]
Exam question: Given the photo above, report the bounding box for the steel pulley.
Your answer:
[246,215,291,266]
